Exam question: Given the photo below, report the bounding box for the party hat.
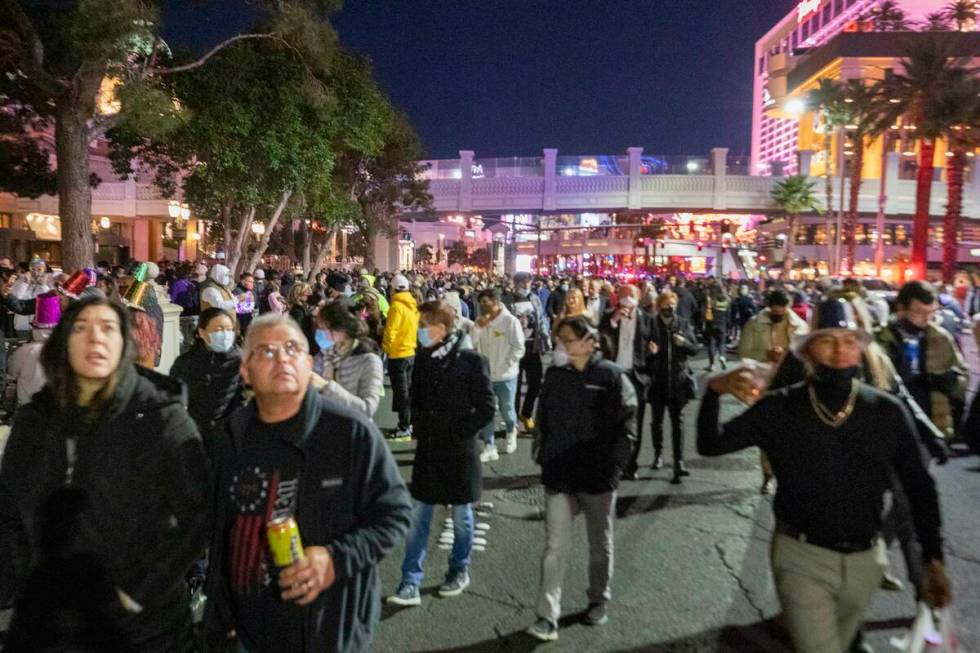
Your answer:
[123,279,149,311]
[60,268,98,299]
[130,262,148,283]
[31,292,62,329]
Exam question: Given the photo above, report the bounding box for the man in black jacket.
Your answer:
[698,299,951,653]
[649,291,700,482]
[503,272,551,432]
[527,316,636,642]
[205,313,412,653]
[598,284,657,480]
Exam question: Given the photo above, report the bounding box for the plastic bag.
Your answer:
[932,607,959,652]
[890,602,939,653]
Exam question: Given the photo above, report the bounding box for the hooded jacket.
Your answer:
[319,340,384,418]
[0,365,209,644]
[472,304,525,382]
[205,388,412,653]
[382,291,419,360]
[200,265,237,318]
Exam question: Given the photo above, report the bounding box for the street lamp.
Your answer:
[99,216,111,230]
[252,222,266,236]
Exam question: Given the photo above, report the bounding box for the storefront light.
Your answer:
[99,216,111,230]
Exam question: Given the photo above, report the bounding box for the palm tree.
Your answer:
[771,175,823,277]
[920,11,953,30]
[840,80,886,273]
[944,0,977,30]
[875,38,976,279]
[869,0,912,31]
[808,79,850,267]
[938,77,980,282]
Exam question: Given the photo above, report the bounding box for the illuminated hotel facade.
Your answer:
[751,0,958,176]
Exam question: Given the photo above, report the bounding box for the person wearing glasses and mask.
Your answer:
[170,307,246,456]
[598,284,657,481]
[527,316,637,642]
[205,314,411,653]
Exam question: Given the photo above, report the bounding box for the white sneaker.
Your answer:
[480,446,500,463]
[503,429,517,454]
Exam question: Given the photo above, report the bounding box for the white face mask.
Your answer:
[620,296,638,309]
[208,330,235,353]
[551,345,569,367]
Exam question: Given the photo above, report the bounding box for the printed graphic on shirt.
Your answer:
[227,465,300,595]
[513,299,536,340]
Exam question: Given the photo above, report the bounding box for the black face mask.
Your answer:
[770,312,785,323]
[660,308,675,318]
[812,363,862,391]
[900,318,924,335]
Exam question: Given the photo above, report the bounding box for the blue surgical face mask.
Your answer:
[418,327,434,348]
[208,330,235,353]
[315,329,334,351]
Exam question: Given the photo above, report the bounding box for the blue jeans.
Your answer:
[481,378,518,448]
[401,501,474,586]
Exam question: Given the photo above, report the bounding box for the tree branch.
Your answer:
[149,33,286,76]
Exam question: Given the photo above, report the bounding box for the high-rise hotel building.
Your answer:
[750,0,955,176]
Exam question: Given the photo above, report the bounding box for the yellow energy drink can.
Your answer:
[267,516,305,567]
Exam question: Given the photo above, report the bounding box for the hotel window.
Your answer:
[822,4,832,24]
[791,30,799,49]
[759,56,765,74]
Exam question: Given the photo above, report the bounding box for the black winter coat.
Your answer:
[205,387,412,653]
[170,342,246,450]
[649,314,700,403]
[535,352,638,493]
[410,333,495,505]
[0,365,210,645]
[598,308,656,386]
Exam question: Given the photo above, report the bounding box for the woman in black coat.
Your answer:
[169,307,246,456]
[387,300,495,606]
[648,290,700,483]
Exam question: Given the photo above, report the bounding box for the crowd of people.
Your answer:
[0,254,977,652]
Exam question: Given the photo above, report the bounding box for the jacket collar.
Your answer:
[228,385,322,453]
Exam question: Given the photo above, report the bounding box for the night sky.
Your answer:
[161,1,800,159]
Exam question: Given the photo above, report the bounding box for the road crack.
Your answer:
[715,541,766,623]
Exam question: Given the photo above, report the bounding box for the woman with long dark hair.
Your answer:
[0,296,210,652]
[170,307,246,452]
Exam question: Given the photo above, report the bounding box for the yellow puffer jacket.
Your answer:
[383,291,419,359]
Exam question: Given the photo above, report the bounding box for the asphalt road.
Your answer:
[370,351,980,653]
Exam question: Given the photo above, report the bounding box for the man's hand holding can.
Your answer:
[279,546,337,605]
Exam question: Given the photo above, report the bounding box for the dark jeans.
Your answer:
[515,350,543,420]
[705,323,726,365]
[388,356,414,431]
[623,370,648,474]
[651,393,685,463]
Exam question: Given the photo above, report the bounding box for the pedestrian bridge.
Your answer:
[415,148,980,219]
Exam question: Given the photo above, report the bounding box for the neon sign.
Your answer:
[797,0,821,23]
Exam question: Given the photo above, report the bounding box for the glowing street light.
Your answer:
[785,98,806,116]
[99,216,111,230]
[251,222,266,236]
[686,161,699,172]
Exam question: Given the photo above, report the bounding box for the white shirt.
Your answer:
[7,341,46,405]
[615,311,637,371]
[201,286,237,311]
[586,296,603,324]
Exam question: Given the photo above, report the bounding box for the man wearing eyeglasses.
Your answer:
[876,281,968,440]
[204,313,412,653]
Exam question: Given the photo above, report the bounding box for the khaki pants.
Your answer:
[771,533,887,653]
[535,490,616,623]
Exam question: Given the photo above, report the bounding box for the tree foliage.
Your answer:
[771,175,823,276]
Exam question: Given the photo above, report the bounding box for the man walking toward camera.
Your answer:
[205,314,411,653]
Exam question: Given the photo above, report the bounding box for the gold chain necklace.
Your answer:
[807,379,859,429]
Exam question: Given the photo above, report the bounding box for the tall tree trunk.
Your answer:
[300,220,311,274]
[845,137,864,274]
[306,229,336,282]
[226,206,254,276]
[782,214,799,277]
[244,190,292,274]
[55,110,95,271]
[360,222,377,270]
[910,139,935,280]
[941,149,965,283]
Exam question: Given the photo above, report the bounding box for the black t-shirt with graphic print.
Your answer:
[224,410,306,653]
